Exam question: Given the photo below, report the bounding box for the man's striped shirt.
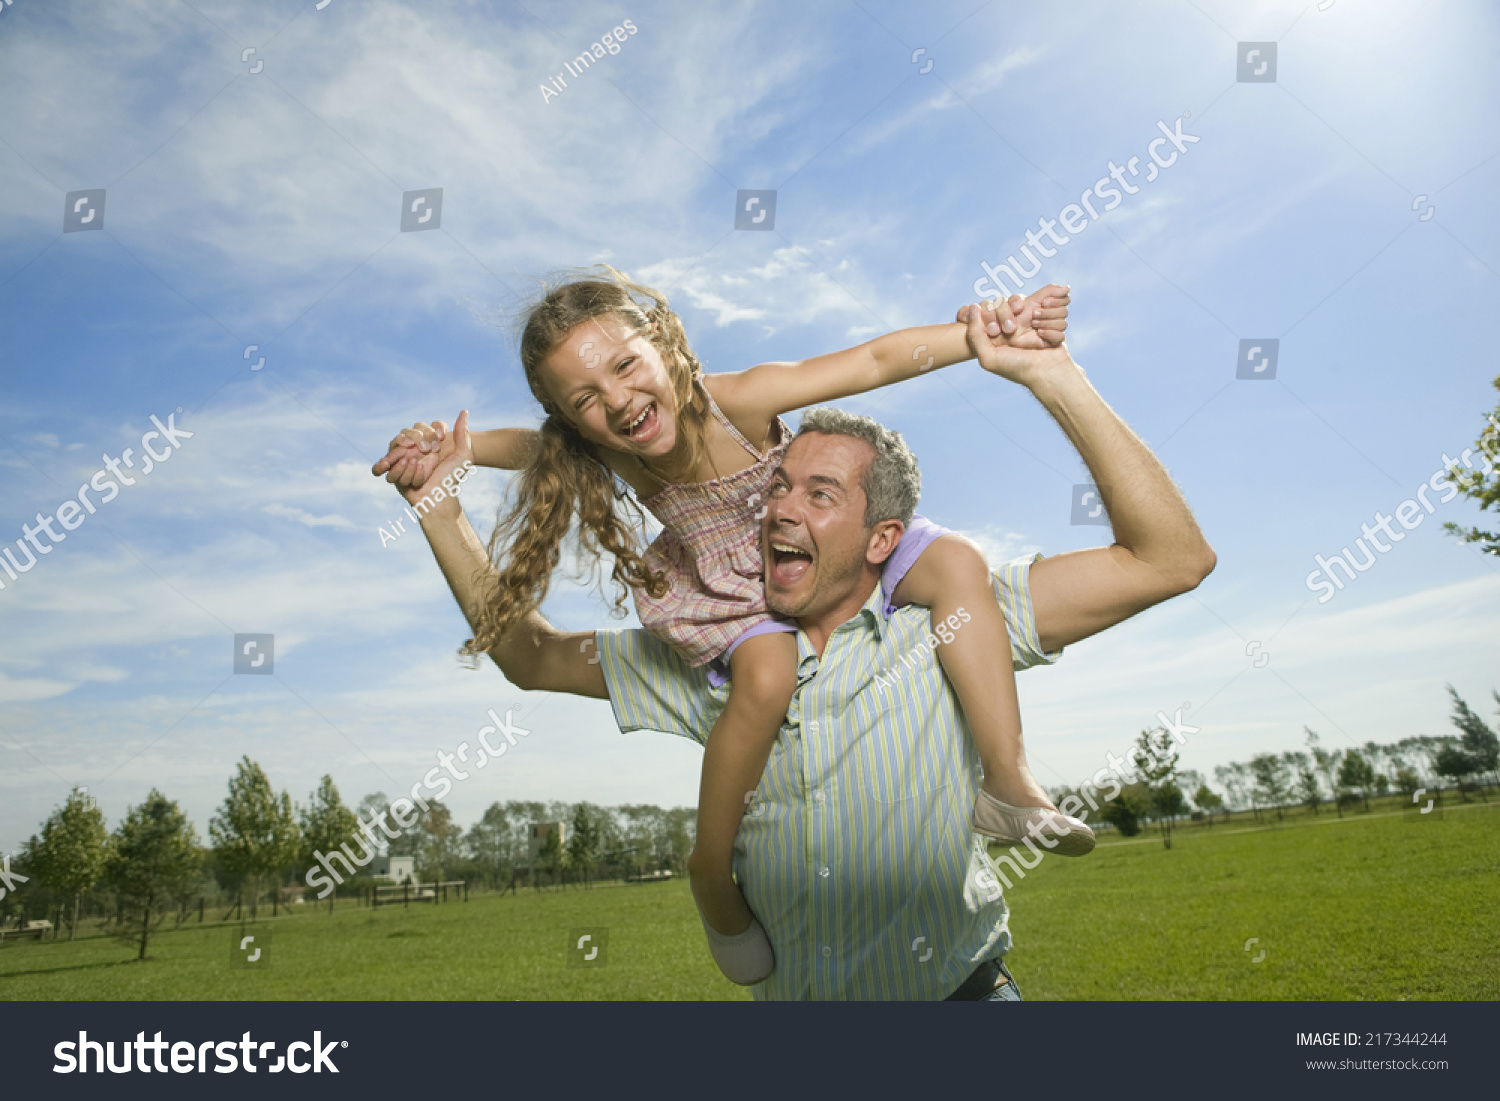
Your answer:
[596,554,1061,1000]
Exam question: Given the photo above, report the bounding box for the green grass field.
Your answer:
[3,799,1496,1000]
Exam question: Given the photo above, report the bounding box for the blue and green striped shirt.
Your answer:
[597,554,1061,1000]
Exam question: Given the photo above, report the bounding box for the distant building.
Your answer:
[370,855,416,883]
[529,821,567,863]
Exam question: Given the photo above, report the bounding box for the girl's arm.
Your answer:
[373,423,539,488]
[711,285,1068,424]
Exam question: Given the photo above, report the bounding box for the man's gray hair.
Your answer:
[794,407,921,527]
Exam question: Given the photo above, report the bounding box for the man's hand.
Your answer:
[959,285,1074,388]
[375,412,475,508]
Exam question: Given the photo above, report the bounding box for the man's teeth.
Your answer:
[772,543,809,556]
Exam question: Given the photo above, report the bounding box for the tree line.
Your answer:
[1061,685,1499,846]
[1,757,695,959]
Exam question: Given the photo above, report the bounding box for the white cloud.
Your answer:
[637,244,882,333]
[955,525,1040,569]
[262,503,357,530]
[1013,571,1500,790]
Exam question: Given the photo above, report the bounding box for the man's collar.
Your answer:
[858,579,891,639]
[795,581,889,659]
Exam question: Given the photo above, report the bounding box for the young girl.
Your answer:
[374,268,1094,985]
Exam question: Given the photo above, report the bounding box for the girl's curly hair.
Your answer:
[464,266,711,656]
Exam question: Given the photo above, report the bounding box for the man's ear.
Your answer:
[866,518,905,566]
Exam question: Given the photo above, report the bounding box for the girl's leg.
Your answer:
[892,535,1094,855]
[688,631,797,979]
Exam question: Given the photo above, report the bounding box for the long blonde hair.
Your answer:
[465,267,711,655]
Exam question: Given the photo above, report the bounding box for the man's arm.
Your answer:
[960,304,1217,654]
[407,411,608,698]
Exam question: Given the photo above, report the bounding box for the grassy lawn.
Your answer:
[1003,798,1500,1000]
[3,798,1496,1000]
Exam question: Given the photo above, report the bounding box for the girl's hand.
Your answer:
[955,284,1070,348]
[373,421,449,490]
[376,414,475,508]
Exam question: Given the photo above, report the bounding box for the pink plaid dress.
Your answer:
[632,386,792,669]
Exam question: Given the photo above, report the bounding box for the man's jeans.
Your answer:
[951,958,1024,1001]
[982,976,1023,1001]
[981,960,1023,1001]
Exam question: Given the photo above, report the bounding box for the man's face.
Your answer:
[763,432,898,619]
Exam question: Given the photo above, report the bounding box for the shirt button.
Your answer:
[819,866,830,878]
[821,946,832,958]
[807,720,819,732]
[814,790,825,803]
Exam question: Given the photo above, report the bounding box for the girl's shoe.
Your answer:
[700,913,776,985]
[972,789,1096,856]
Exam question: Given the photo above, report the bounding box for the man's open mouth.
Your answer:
[619,402,660,441]
[770,541,813,585]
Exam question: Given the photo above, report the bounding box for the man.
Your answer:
[400,296,1215,999]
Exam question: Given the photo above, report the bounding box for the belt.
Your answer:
[945,958,1012,1001]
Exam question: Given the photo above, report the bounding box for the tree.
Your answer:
[416,803,462,880]
[299,776,359,885]
[1133,727,1182,848]
[1448,686,1500,791]
[467,803,525,886]
[27,788,109,940]
[105,791,201,960]
[1214,763,1252,819]
[566,803,602,886]
[1441,373,1500,555]
[536,827,564,885]
[669,808,697,872]
[1362,741,1391,796]
[1435,742,1480,799]
[1305,728,1344,818]
[1249,753,1293,820]
[1099,783,1151,836]
[1151,781,1187,841]
[1338,750,1376,811]
[1192,783,1224,823]
[1284,750,1322,815]
[617,804,663,875]
[209,757,300,918]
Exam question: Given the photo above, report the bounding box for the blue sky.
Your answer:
[2,0,1498,852]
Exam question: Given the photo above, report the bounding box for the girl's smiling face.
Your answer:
[541,313,682,460]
